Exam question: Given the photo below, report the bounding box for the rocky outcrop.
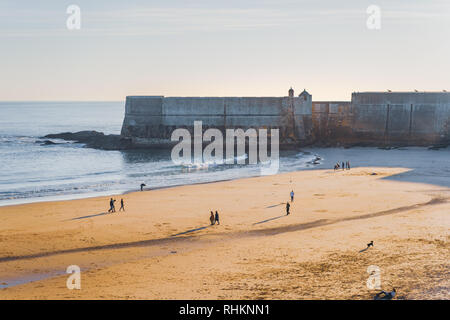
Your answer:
[43,131,132,150]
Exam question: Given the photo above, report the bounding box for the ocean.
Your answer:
[0,101,448,206]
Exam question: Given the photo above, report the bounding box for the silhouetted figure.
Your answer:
[347,161,351,170]
[334,162,340,171]
[108,198,116,213]
[210,211,215,225]
[342,162,345,170]
[140,183,146,191]
[286,202,290,215]
[290,190,294,202]
[367,240,374,248]
[215,211,220,225]
[119,198,125,211]
[374,288,396,300]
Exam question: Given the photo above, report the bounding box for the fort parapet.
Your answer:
[120,90,450,148]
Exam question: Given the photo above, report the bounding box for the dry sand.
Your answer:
[0,167,448,299]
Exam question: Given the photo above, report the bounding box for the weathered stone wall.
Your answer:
[121,96,312,148]
[311,92,450,146]
[351,92,450,146]
[121,92,450,148]
[311,101,352,145]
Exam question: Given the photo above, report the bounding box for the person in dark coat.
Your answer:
[215,211,220,225]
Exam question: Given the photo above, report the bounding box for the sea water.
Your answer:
[0,101,448,206]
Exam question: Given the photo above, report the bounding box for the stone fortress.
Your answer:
[120,89,450,148]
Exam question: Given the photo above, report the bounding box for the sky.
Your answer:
[0,0,449,101]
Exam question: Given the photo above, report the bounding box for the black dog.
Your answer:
[367,241,374,248]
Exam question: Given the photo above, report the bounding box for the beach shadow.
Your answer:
[0,234,192,263]
[266,203,285,209]
[69,212,109,221]
[3,197,447,265]
[253,215,286,225]
[359,247,369,253]
[171,225,212,237]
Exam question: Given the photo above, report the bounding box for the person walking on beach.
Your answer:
[140,183,146,191]
[215,211,220,225]
[347,161,351,170]
[286,202,290,215]
[290,190,294,202]
[334,162,340,171]
[119,198,125,212]
[342,161,345,170]
[108,198,116,213]
[210,211,215,225]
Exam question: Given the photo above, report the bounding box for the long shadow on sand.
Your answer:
[253,215,286,225]
[266,203,285,209]
[0,235,192,263]
[69,212,110,220]
[1,197,447,264]
[171,225,212,237]
[246,197,447,237]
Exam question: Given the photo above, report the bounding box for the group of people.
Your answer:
[209,211,220,225]
[108,198,125,213]
[334,161,351,171]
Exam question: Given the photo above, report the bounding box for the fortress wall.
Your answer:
[120,96,164,138]
[121,96,313,147]
[162,97,225,128]
[162,97,283,127]
[293,98,313,140]
[351,92,450,145]
[224,97,283,128]
[311,101,352,144]
[121,92,449,148]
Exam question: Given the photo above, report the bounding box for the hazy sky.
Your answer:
[1,0,449,101]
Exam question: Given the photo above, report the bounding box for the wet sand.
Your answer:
[0,167,448,299]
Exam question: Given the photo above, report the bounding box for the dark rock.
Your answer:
[43,131,133,150]
[428,144,449,150]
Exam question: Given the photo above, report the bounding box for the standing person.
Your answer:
[140,183,146,191]
[290,190,294,202]
[210,211,215,225]
[286,202,290,215]
[347,161,351,170]
[342,162,345,170]
[108,198,113,213]
[119,198,125,212]
[215,211,220,225]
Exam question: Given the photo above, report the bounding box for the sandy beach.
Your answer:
[0,167,448,300]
